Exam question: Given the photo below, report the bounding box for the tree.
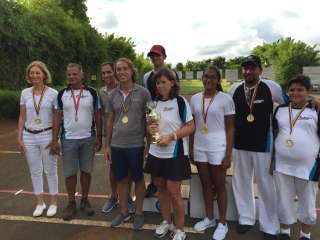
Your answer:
[212,56,226,70]
[60,0,89,23]
[252,37,320,86]
[175,62,184,71]
[0,0,130,89]
[185,60,202,71]
[225,56,245,69]
[133,53,152,84]
[103,33,136,62]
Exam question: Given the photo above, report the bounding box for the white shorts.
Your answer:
[194,150,225,165]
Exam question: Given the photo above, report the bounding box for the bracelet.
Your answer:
[172,132,178,140]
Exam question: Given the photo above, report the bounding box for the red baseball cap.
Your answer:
[147,45,166,57]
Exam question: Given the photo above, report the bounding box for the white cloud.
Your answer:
[87,0,320,65]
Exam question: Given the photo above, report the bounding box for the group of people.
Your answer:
[18,44,319,240]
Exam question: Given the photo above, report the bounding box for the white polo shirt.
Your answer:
[56,85,100,139]
[191,91,235,152]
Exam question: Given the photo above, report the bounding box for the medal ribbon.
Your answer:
[244,81,260,114]
[288,102,308,135]
[71,86,84,120]
[120,91,133,114]
[201,92,216,125]
[32,86,46,116]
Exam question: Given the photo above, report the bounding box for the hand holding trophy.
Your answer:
[146,101,161,144]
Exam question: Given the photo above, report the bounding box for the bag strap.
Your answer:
[173,95,187,157]
[176,95,186,123]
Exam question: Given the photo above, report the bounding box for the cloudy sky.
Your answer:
[86,0,319,65]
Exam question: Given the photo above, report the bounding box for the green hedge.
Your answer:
[0,90,20,120]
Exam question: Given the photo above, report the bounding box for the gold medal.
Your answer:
[201,126,208,134]
[285,139,294,147]
[285,102,308,148]
[120,91,133,124]
[122,116,129,123]
[247,114,255,122]
[32,86,46,125]
[201,92,216,134]
[34,117,42,124]
[244,82,259,123]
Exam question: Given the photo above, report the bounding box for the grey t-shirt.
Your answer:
[106,84,151,148]
[99,87,110,116]
[100,86,114,137]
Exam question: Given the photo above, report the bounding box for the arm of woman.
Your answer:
[221,114,235,169]
[188,115,196,164]
[158,119,195,146]
[18,105,26,153]
[50,109,62,155]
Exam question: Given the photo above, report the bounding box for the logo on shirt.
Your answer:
[66,95,88,99]
[299,116,312,120]
[163,107,174,111]
[253,100,264,104]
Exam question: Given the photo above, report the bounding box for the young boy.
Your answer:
[273,75,320,240]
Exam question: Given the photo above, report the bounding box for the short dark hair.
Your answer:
[101,62,114,70]
[67,63,83,72]
[115,58,137,83]
[288,74,311,90]
[203,66,223,91]
[153,67,179,100]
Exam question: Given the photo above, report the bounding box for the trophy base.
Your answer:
[151,133,160,144]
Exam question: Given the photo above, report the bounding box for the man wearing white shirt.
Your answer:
[51,63,102,221]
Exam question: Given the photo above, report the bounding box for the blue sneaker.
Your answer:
[102,196,118,213]
[111,213,131,227]
[133,214,144,231]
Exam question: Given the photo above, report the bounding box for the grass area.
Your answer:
[180,79,232,94]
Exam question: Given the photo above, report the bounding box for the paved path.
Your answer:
[0,120,319,240]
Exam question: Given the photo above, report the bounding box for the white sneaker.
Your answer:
[155,220,172,238]
[33,203,46,217]
[47,204,57,217]
[172,229,186,240]
[212,223,228,240]
[194,217,216,232]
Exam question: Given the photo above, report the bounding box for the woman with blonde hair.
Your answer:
[18,61,58,217]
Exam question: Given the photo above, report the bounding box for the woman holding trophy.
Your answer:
[144,67,195,240]
[190,66,234,240]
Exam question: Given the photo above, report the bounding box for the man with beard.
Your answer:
[228,55,286,240]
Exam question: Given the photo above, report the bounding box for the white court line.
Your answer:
[0,215,202,234]
[0,151,21,154]
[0,151,104,156]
